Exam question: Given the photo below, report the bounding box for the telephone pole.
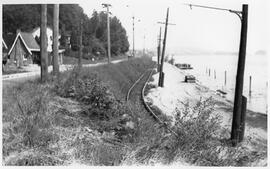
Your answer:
[132,16,135,57]
[183,3,249,146]
[158,8,175,87]
[102,3,111,63]
[53,4,59,75]
[157,27,162,72]
[231,4,248,146]
[78,19,83,68]
[131,16,141,57]
[40,4,48,82]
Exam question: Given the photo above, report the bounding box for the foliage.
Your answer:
[3,4,129,59]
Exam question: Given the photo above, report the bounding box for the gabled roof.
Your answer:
[7,32,40,55]
[20,32,40,51]
[2,39,8,49]
[3,33,16,49]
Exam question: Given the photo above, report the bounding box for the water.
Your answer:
[173,53,268,114]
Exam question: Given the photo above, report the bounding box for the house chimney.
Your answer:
[16,29,21,34]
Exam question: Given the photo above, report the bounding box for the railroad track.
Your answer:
[126,66,178,137]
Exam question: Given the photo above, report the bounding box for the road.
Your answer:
[2,59,126,82]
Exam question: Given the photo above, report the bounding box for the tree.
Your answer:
[70,28,79,51]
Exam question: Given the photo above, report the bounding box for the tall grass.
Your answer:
[2,56,155,166]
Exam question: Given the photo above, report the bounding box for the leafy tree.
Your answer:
[3,4,129,58]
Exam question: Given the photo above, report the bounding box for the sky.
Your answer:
[2,0,270,54]
[77,0,269,54]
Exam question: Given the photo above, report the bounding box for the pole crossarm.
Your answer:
[183,3,243,21]
[157,21,176,25]
[102,3,111,7]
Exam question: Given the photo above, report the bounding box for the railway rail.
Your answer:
[126,66,178,137]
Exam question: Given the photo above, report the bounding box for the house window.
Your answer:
[23,54,27,61]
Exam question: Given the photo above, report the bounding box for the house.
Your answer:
[2,39,8,50]
[31,26,61,52]
[3,28,64,68]
[2,39,8,66]
[31,26,63,64]
[5,30,40,67]
[62,30,71,49]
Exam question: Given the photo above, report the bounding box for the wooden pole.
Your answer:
[106,6,111,63]
[157,27,162,72]
[159,8,169,87]
[209,69,210,76]
[231,4,248,146]
[239,96,247,142]
[53,4,59,75]
[132,16,135,57]
[40,4,48,82]
[214,70,216,79]
[225,70,227,86]
[249,76,252,96]
[78,19,83,68]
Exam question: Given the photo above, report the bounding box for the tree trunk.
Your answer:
[40,4,48,82]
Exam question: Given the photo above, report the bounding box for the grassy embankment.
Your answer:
[2,56,158,165]
[3,56,266,166]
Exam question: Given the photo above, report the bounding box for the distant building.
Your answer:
[2,39,8,67]
[61,30,71,49]
[5,30,40,67]
[31,26,63,65]
[2,27,64,68]
[31,26,61,52]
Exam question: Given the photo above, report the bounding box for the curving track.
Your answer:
[126,66,178,137]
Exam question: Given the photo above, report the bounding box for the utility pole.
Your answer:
[53,4,59,75]
[183,3,248,146]
[132,16,135,57]
[231,4,248,146]
[78,19,83,68]
[40,4,48,82]
[143,34,146,56]
[157,27,162,72]
[102,3,111,63]
[158,8,175,87]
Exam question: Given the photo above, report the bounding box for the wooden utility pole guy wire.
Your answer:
[41,4,48,82]
[53,4,59,75]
